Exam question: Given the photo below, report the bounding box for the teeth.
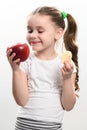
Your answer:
[62,51,72,63]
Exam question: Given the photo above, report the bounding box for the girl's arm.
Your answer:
[7,48,29,107]
[12,69,29,107]
[61,61,76,111]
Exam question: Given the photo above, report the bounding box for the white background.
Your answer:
[0,0,87,130]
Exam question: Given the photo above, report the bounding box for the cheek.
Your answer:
[26,34,28,40]
[48,31,56,41]
[26,34,30,41]
[46,35,55,43]
[26,35,31,45]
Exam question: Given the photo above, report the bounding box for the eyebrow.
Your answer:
[27,26,30,29]
[27,25,45,30]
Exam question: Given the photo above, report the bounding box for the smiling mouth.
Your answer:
[31,41,41,44]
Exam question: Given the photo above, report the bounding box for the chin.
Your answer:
[32,46,41,51]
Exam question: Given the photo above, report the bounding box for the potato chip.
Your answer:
[62,51,72,63]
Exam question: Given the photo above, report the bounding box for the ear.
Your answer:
[55,28,64,41]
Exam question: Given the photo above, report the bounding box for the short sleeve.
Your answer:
[19,58,31,75]
[20,61,27,73]
[19,53,33,74]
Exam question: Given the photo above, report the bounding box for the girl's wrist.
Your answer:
[63,75,72,81]
[63,76,73,86]
[12,67,21,73]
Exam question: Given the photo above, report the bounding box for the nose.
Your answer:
[30,31,37,38]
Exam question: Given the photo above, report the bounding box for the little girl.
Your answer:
[7,6,79,130]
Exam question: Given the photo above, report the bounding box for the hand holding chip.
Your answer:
[61,51,73,80]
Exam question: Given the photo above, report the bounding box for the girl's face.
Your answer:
[26,14,63,53]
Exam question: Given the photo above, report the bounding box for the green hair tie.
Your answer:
[61,12,67,19]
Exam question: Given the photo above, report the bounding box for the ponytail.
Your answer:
[64,13,79,92]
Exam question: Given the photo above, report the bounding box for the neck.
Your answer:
[35,50,58,60]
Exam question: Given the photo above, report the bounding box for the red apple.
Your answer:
[9,43,30,62]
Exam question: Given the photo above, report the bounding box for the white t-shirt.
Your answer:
[17,52,76,123]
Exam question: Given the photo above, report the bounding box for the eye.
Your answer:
[38,31,43,33]
[38,30,44,33]
[28,30,33,33]
[27,28,33,33]
[27,26,33,33]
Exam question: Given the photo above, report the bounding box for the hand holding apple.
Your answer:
[9,43,30,62]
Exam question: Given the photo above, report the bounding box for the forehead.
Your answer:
[27,14,54,27]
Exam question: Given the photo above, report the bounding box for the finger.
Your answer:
[13,58,20,64]
[10,53,16,61]
[6,48,12,58]
[64,61,73,70]
[62,66,67,72]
